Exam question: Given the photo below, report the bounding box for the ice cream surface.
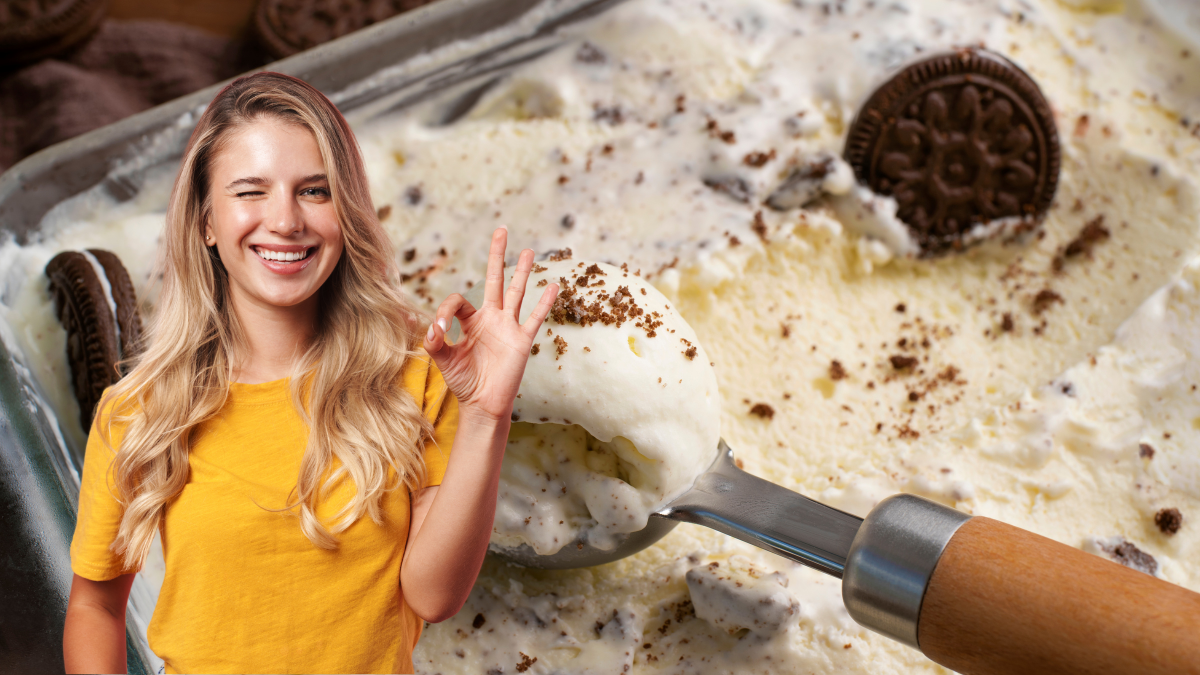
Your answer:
[2,0,1200,672]
[495,258,720,554]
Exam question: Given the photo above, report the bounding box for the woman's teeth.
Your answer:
[256,248,310,262]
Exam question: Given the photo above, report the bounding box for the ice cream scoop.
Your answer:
[494,437,1200,675]
[466,260,1200,674]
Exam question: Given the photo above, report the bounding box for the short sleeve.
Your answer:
[70,395,139,581]
[401,350,459,489]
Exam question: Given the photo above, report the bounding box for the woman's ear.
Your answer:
[203,220,215,246]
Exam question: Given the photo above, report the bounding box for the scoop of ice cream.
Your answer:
[490,258,721,554]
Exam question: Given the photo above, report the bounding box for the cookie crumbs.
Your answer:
[549,248,573,261]
[680,337,697,360]
[531,343,541,355]
[376,204,392,222]
[473,613,486,629]
[781,323,791,338]
[829,360,847,380]
[705,117,736,143]
[890,355,918,370]
[1000,312,1014,332]
[1053,215,1110,271]
[743,149,776,167]
[895,303,906,313]
[533,263,548,273]
[403,248,416,262]
[537,279,548,287]
[405,185,423,205]
[553,335,568,358]
[1032,289,1063,314]
[593,104,625,125]
[752,210,768,242]
[1100,538,1158,575]
[749,403,775,420]
[1155,507,1183,535]
[575,41,606,63]
[1139,443,1156,459]
[516,653,538,673]
[703,175,751,203]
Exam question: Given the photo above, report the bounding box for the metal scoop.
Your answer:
[491,439,863,577]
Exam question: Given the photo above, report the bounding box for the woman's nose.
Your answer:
[266,193,303,236]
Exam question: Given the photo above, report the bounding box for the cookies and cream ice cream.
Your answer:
[495,259,720,554]
[2,0,1200,672]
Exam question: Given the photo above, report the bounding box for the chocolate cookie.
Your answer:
[253,0,439,59]
[45,249,143,431]
[844,49,1060,256]
[0,0,107,69]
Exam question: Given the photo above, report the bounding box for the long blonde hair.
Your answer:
[100,72,433,569]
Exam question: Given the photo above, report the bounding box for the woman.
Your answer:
[62,72,558,673]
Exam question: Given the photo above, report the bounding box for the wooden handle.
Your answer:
[918,517,1200,675]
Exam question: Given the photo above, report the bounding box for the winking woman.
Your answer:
[62,72,559,673]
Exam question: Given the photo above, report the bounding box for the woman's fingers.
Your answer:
[425,293,476,354]
[482,228,508,309]
[521,283,560,338]
[437,293,478,324]
[505,249,535,321]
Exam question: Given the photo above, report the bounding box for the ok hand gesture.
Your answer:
[423,228,560,423]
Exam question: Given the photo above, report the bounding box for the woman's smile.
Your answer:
[251,244,320,273]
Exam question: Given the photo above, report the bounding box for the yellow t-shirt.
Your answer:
[70,352,458,674]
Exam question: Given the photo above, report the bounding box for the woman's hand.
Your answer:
[404,231,558,621]
[424,228,559,422]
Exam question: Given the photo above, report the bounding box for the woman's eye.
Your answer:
[236,191,264,198]
[302,187,331,198]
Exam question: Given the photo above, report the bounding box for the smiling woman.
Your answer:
[61,72,559,674]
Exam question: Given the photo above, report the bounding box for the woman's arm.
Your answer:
[400,411,506,620]
[400,228,557,622]
[63,572,134,674]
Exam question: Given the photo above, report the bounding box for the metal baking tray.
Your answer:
[0,0,621,670]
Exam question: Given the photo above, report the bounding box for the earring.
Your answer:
[205,235,211,242]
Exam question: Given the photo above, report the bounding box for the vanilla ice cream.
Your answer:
[494,258,720,554]
[3,0,1200,672]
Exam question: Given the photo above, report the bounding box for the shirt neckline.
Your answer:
[227,377,293,405]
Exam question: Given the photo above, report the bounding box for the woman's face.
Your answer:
[204,117,344,315]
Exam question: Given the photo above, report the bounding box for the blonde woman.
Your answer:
[61,72,559,673]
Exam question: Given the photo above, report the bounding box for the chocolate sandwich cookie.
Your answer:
[0,0,107,69]
[45,249,143,431]
[844,48,1060,256]
[253,0,439,59]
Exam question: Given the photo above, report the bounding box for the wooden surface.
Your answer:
[107,0,257,38]
[918,517,1200,675]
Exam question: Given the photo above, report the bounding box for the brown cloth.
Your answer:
[0,20,267,173]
